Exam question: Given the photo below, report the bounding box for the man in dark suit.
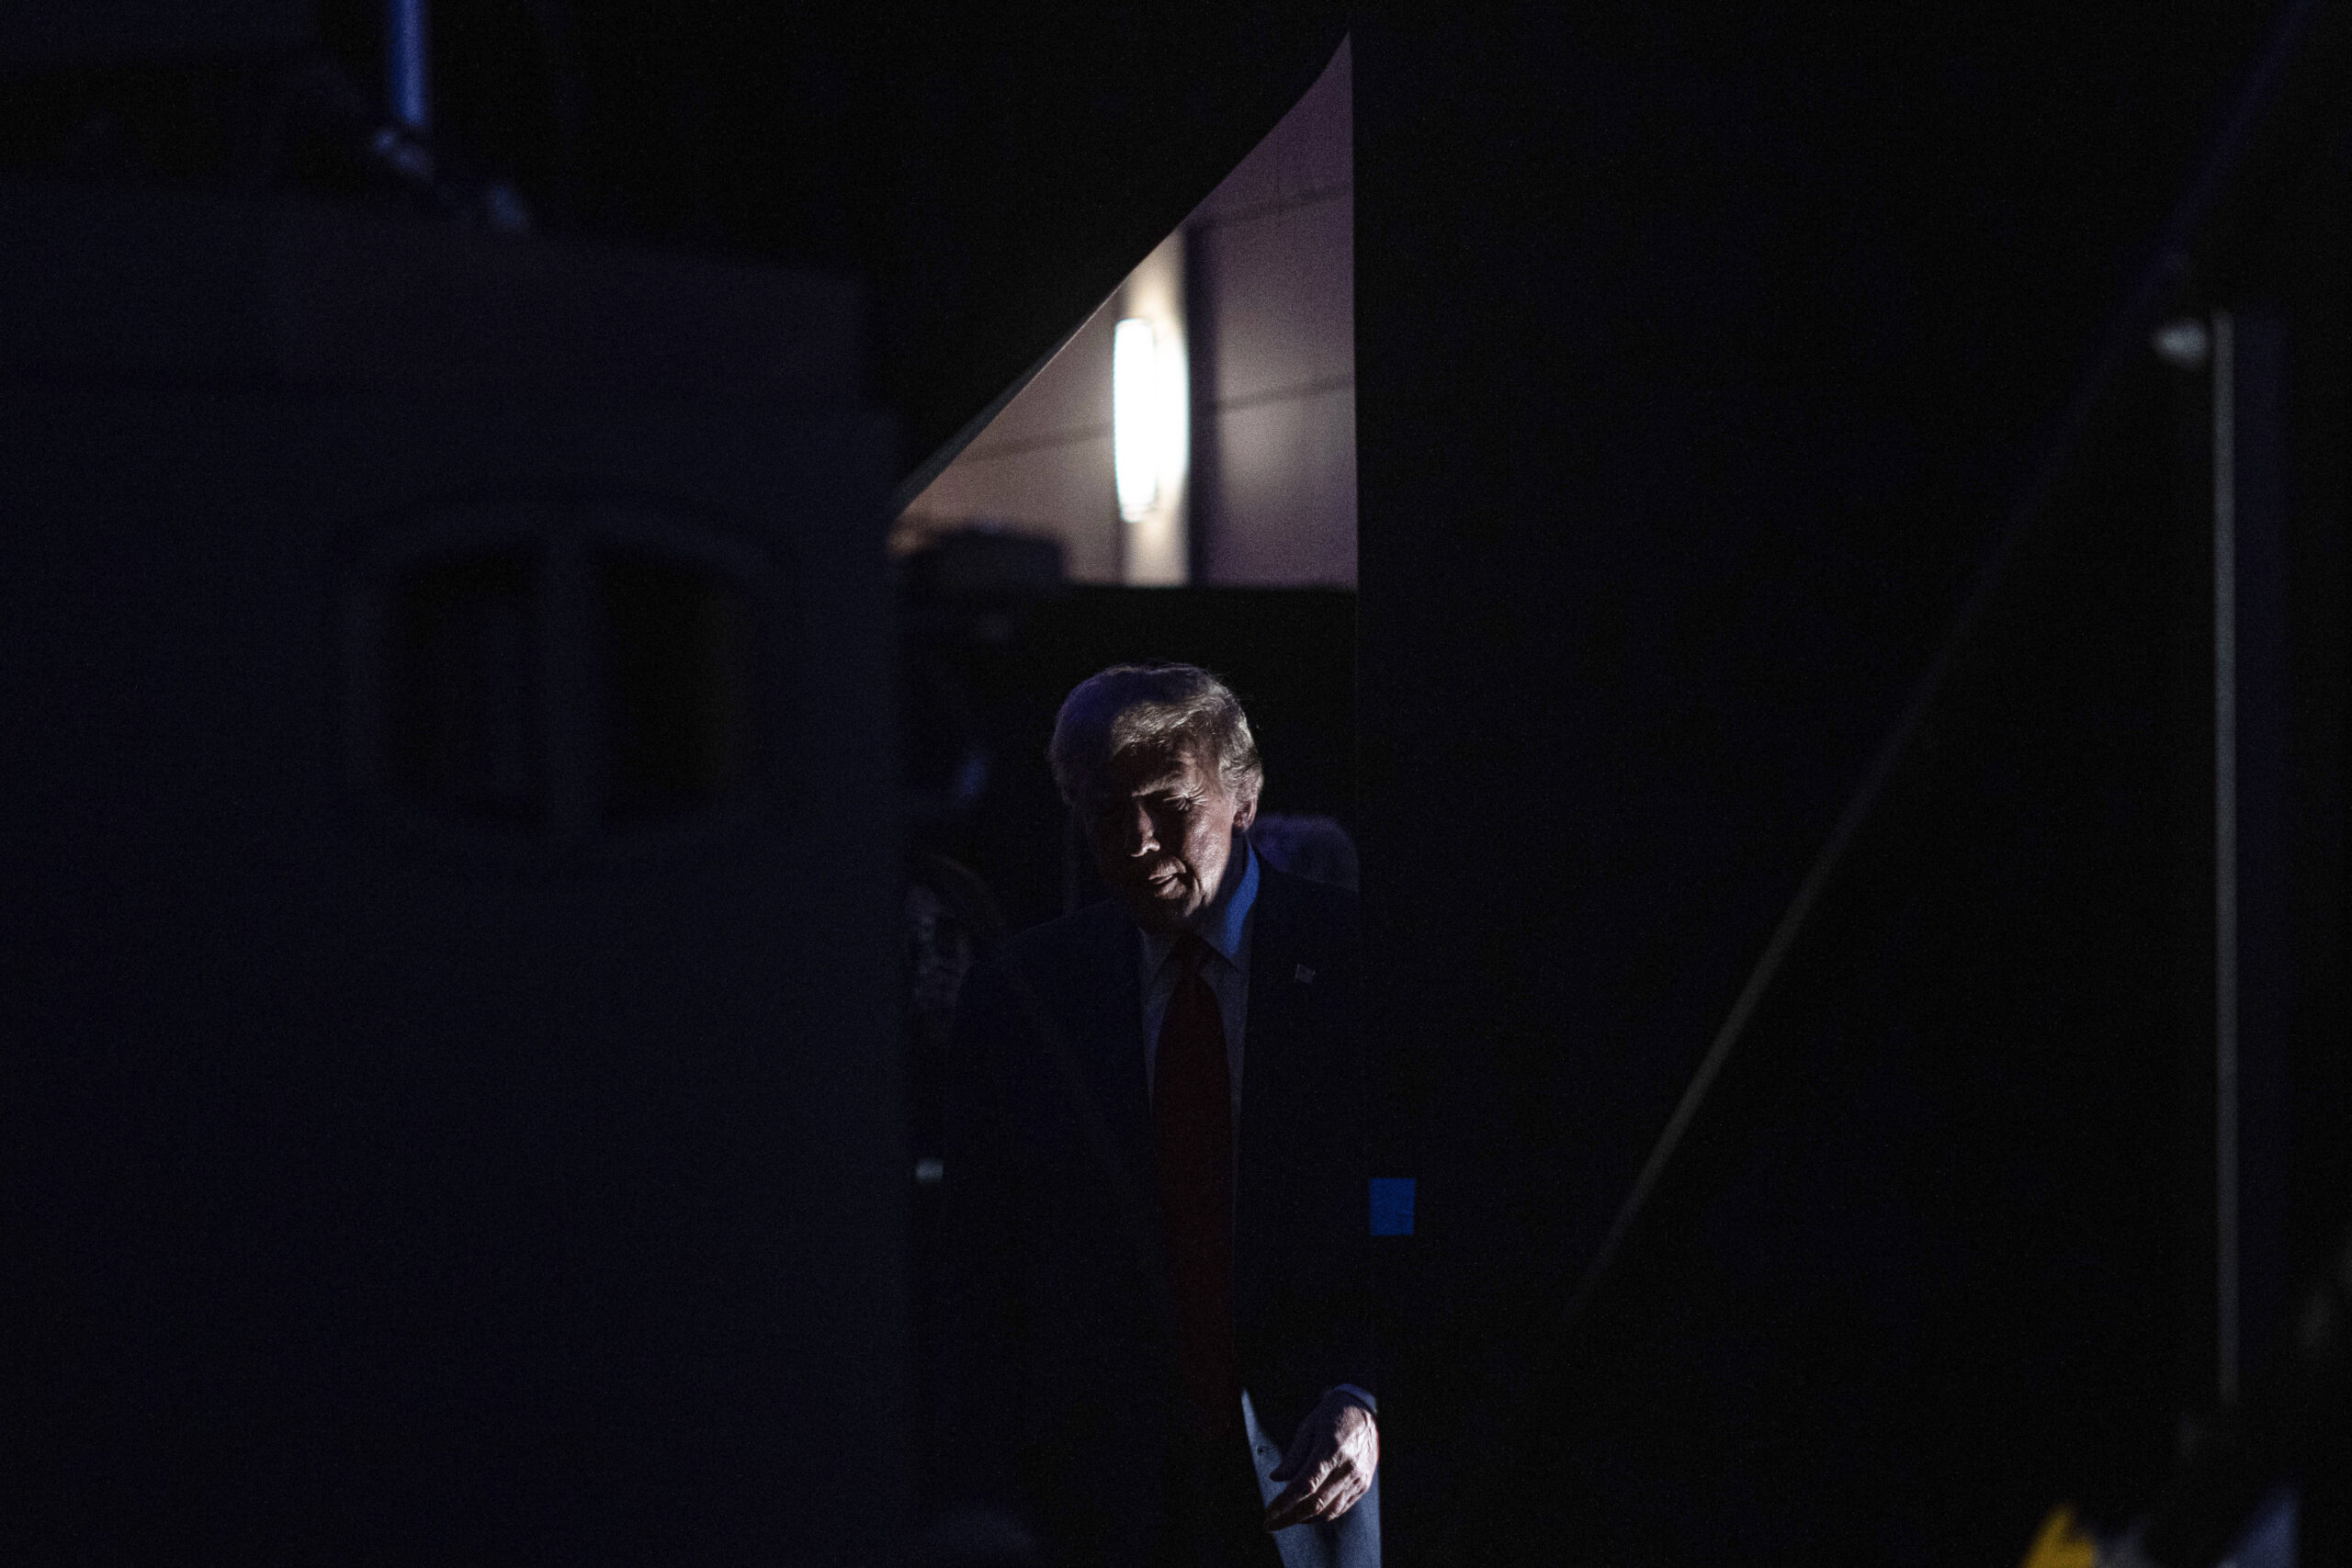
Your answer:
[933,663,1379,1568]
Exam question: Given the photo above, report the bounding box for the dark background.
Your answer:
[1349,8,2349,1562]
[5,3,2347,1563]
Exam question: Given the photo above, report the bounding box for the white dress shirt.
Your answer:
[1139,833,1257,1116]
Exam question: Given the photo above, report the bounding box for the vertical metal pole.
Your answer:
[387,0,431,134]
[2211,308,2240,1406]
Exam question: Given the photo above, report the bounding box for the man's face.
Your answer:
[1081,743,1258,936]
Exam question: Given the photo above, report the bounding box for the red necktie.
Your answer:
[1153,932,1239,1441]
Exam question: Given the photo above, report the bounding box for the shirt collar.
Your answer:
[1142,831,1259,971]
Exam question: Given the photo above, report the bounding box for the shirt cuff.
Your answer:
[1329,1383,1377,1415]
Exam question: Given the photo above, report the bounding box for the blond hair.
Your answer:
[1047,663,1263,806]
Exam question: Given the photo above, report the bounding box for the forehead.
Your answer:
[1096,742,1216,798]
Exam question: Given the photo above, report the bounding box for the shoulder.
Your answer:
[1252,863,1360,945]
[1001,897,1133,970]
[965,898,1135,1017]
[954,900,1133,1066]
[952,905,1105,1052]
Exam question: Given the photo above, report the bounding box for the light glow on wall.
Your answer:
[1113,317,1164,523]
[1113,236,1190,583]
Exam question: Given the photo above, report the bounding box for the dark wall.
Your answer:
[1351,5,2335,1563]
[341,0,1352,482]
[0,5,1352,489]
[0,189,909,1563]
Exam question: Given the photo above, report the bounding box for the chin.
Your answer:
[1125,886,1193,924]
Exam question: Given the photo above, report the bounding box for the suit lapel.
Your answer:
[1239,866,1326,1237]
[1243,867,1315,1100]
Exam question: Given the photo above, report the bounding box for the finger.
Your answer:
[1263,1460,1350,1531]
[1269,1485,1341,1532]
[1265,1497,1318,1530]
[1314,1475,1370,1526]
[1293,1458,1371,1528]
[1263,1481,1319,1531]
[1264,1467,1337,1530]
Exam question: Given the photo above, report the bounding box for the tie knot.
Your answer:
[1175,931,1213,976]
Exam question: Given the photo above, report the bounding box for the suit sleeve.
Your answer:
[1329,895,1381,1414]
[1259,879,1380,1438]
[1336,1014,1379,1406]
[930,952,1035,1525]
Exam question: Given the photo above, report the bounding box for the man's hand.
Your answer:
[1263,1389,1378,1531]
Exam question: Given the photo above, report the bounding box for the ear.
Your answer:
[1232,788,1259,834]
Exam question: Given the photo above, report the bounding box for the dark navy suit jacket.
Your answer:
[934,863,1376,1567]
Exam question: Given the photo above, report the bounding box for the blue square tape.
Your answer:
[1370,1178,1416,1236]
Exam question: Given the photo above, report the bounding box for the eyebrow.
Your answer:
[1091,774,1194,807]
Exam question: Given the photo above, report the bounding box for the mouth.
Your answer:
[1143,866,1186,897]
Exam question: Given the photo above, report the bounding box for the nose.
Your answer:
[1124,801,1159,856]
